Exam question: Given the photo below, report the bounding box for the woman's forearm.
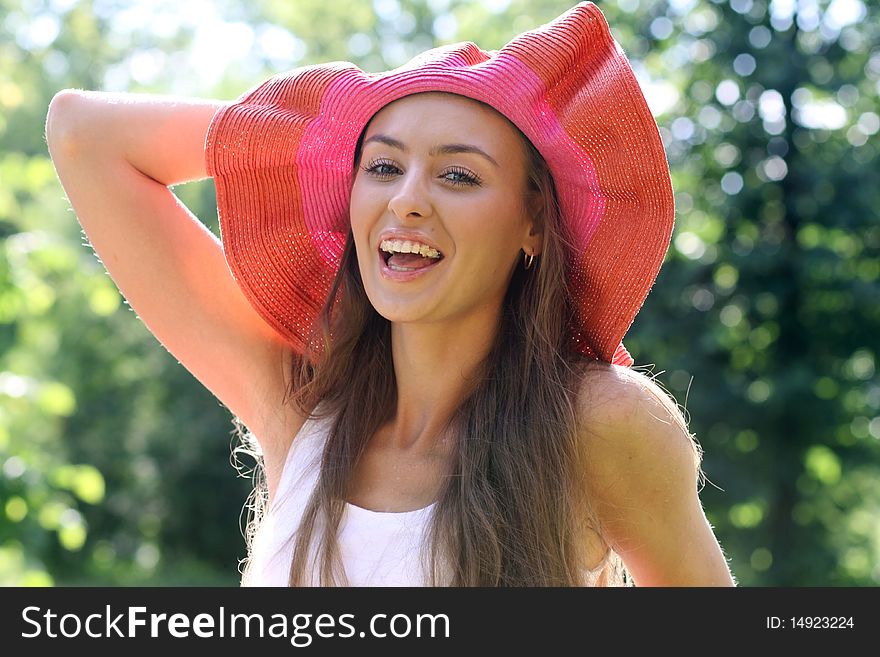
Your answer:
[46,90,225,187]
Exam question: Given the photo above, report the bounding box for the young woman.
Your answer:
[46,3,736,586]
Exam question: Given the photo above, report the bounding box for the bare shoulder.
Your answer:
[575,361,701,470]
[573,361,735,586]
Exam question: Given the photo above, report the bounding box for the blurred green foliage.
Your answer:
[1,0,877,586]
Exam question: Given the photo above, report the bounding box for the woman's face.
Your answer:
[350,92,541,327]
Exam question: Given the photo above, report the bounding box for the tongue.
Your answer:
[387,253,437,269]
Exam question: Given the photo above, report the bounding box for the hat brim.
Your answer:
[206,2,673,368]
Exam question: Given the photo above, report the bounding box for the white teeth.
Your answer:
[380,239,441,259]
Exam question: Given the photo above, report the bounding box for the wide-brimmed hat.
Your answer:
[205,1,674,368]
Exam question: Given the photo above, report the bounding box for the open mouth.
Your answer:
[379,239,444,271]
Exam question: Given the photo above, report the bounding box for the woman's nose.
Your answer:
[387,170,433,220]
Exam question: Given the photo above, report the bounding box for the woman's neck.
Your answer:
[387,310,499,451]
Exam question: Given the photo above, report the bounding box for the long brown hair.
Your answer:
[237,95,678,585]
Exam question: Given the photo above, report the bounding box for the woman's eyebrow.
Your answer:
[363,133,499,167]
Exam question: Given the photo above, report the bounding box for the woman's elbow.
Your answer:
[46,89,90,158]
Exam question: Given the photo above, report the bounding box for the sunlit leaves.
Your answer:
[750,546,773,571]
[50,464,105,505]
[5,496,27,522]
[805,445,842,485]
[622,0,879,586]
[0,542,53,586]
[729,499,766,528]
[37,382,76,416]
[0,0,251,587]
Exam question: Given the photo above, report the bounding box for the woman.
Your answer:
[46,3,736,586]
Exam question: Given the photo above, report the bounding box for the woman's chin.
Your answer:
[363,278,438,322]
[368,300,433,325]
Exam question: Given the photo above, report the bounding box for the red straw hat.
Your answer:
[205,1,674,368]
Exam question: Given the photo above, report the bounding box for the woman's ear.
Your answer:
[525,229,544,258]
[524,191,544,256]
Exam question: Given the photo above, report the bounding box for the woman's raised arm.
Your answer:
[46,91,306,469]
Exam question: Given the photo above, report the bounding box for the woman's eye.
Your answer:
[443,167,482,187]
[361,159,399,177]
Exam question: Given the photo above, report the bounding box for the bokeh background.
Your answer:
[1,0,877,586]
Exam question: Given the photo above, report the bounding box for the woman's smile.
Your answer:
[376,232,445,281]
[378,245,444,280]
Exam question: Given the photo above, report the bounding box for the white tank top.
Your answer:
[242,409,438,586]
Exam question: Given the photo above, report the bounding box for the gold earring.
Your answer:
[524,252,535,270]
